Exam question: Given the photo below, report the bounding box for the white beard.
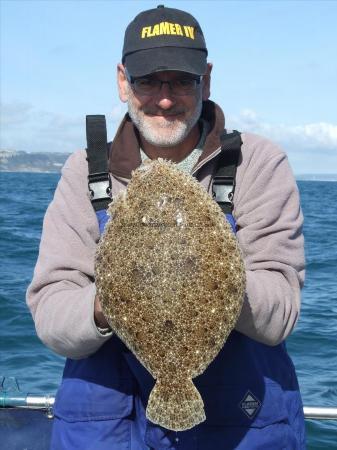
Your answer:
[126,88,202,147]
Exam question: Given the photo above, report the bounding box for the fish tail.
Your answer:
[146,377,206,431]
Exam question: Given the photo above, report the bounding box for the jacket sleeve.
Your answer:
[234,133,305,345]
[26,150,111,359]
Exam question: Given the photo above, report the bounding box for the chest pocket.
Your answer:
[51,380,135,450]
[54,337,134,422]
[53,378,133,422]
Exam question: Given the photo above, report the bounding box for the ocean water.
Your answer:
[0,172,336,449]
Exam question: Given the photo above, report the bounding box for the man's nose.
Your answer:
[154,81,176,109]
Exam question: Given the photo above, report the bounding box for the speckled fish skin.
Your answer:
[95,159,246,431]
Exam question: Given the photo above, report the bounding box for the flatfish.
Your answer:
[95,159,245,431]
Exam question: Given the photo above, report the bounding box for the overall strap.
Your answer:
[86,115,112,212]
[212,130,242,215]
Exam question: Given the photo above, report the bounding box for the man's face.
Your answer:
[118,65,211,147]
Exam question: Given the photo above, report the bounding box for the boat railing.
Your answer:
[0,394,55,418]
[1,395,337,420]
[303,406,337,420]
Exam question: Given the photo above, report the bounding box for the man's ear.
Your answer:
[117,64,129,103]
[202,63,212,101]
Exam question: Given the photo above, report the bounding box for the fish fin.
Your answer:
[146,378,205,431]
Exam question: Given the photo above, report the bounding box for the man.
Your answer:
[27,5,306,449]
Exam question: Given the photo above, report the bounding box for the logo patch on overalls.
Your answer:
[239,391,261,419]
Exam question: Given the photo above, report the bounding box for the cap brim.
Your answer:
[124,47,207,77]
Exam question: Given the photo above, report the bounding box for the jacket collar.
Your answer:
[108,100,225,179]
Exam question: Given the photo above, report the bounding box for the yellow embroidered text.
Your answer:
[141,23,195,39]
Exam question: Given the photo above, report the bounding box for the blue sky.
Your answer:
[1,0,337,174]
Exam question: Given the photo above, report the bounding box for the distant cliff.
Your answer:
[0,150,70,173]
[1,149,336,181]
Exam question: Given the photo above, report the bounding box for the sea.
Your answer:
[0,172,336,449]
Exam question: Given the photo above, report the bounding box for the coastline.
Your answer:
[1,150,337,181]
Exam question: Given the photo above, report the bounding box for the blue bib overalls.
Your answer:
[51,212,306,450]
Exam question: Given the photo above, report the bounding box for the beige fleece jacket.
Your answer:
[26,102,305,359]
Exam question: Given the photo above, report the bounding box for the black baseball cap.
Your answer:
[122,5,208,77]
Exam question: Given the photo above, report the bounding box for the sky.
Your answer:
[1,0,337,174]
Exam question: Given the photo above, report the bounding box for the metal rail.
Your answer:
[0,395,55,418]
[0,395,54,409]
[1,396,337,420]
[303,406,337,420]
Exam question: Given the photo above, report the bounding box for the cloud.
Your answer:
[0,101,126,153]
[48,44,75,56]
[289,122,337,150]
[228,109,337,152]
[226,109,337,173]
[0,101,33,126]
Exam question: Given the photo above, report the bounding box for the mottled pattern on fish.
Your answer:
[95,159,246,431]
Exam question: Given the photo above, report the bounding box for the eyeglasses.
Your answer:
[127,73,201,96]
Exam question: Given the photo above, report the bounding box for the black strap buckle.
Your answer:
[88,171,112,202]
[212,176,235,209]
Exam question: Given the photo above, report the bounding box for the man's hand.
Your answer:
[94,295,110,329]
